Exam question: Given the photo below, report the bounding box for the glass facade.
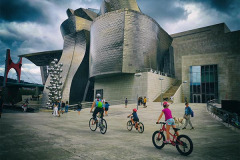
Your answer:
[190,65,218,103]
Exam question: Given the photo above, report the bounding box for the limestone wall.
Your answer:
[173,84,183,103]
[147,72,176,102]
[94,72,176,104]
[182,52,240,102]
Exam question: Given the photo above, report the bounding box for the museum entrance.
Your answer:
[193,94,201,103]
[190,65,218,103]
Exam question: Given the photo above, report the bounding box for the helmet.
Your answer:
[96,93,101,98]
[133,108,137,112]
[163,101,169,107]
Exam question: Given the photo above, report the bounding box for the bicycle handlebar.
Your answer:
[156,122,166,124]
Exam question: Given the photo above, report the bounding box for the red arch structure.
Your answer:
[3,49,22,86]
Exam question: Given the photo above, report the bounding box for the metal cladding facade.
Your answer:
[90,9,172,78]
[42,8,97,105]
[100,0,140,15]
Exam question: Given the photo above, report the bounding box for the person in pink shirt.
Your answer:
[157,101,179,143]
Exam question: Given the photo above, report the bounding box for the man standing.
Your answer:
[125,98,128,108]
[143,97,147,108]
[61,101,65,114]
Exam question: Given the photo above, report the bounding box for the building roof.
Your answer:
[19,50,62,66]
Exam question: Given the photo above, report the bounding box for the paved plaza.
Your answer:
[0,102,240,160]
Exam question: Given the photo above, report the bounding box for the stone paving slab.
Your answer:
[0,102,240,160]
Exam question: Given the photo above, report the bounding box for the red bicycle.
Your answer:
[152,122,193,156]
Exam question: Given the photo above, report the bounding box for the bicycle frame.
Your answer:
[158,123,182,146]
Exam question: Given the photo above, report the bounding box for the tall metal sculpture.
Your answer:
[46,59,63,105]
[3,49,22,87]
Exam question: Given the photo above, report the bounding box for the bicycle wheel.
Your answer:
[138,122,144,133]
[100,119,107,134]
[152,131,165,149]
[89,118,97,131]
[127,120,133,131]
[176,135,193,156]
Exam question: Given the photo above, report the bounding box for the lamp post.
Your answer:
[183,81,187,103]
[135,73,142,110]
[159,77,164,106]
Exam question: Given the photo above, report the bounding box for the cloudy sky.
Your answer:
[0,0,239,84]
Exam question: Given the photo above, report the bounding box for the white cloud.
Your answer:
[163,3,234,34]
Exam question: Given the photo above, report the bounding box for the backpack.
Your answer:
[96,99,103,108]
[190,107,194,117]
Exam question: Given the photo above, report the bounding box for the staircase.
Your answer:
[153,80,182,102]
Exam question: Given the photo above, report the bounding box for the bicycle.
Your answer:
[127,116,144,133]
[152,122,193,156]
[89,114,107,134]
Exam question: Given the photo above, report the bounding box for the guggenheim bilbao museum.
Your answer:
[21,0,240,105]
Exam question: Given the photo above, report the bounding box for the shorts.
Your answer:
[133,118,139,122]
[77,109,81,111]
[166,118,175,125]
[105,107,109,111]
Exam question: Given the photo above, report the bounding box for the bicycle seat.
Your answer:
[156,122,166,124]
[173,128,180,132]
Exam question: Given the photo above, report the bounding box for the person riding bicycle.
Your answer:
[90,93,105,122]
[157,101,179,144]
[128,108,139,130]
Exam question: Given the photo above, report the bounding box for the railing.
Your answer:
[137,68,175,78]
[152,79,179,101]
[207,100,240,129]
[172,84,182,103]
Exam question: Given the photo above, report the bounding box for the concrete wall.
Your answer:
[171,23,240,80]
[171,23,240,102]
[94,72,176,104]
[147,72,176,102]
[173,84,183,103]
[182,52,240,102]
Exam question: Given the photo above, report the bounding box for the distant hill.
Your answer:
[0,76,40,86]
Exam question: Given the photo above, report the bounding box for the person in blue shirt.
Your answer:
[182,103,194,130]
[128,108,139,130]
[104,102,110,116]
[57,101,61,117]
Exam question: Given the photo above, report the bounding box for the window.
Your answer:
[190,65,218,103]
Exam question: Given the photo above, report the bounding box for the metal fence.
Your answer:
[207,100,240,129]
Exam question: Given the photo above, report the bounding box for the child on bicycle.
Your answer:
[157,101,179,143]
[128,108,139,130]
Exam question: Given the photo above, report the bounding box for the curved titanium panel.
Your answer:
[62,31,89,103]
[123,10,161,73]
[69,31,90,104]
[90,10,125,77]
[90,9,172,78]
[43,16,92,105]
[100,0,140,15]
[60,16,92,37]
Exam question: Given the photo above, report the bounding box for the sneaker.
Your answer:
[190,127,194,130]
[163,140,170,144]
[182,127,186,130]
